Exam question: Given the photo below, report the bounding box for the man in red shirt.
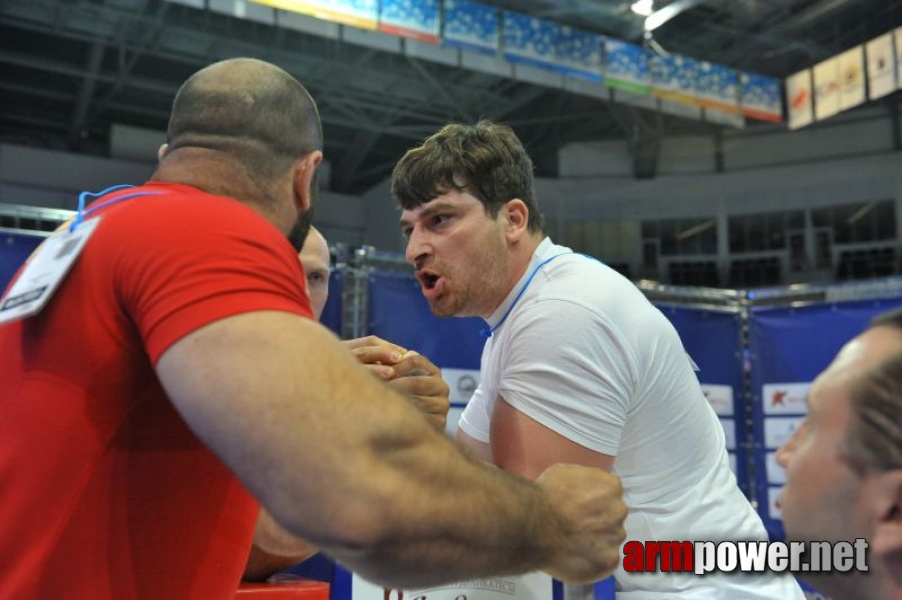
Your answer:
[0,58,626,600]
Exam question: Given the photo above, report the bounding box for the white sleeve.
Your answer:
[457,383,491,443]
[496,298,637,456]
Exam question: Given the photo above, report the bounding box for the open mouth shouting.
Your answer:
[415,269,445,301]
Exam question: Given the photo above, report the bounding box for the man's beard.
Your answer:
[287,172,319,251]
[288,206,315,252]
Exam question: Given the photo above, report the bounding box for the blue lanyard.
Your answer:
[479,252,574,339]
[69,184,163,231]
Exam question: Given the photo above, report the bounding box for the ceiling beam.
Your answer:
[69,42,105,149]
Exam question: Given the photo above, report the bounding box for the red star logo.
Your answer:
[771,390,788,407]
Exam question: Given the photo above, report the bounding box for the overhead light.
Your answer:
[846,201,878,225]
[645,0,704,32]
[631,0,654,17]
[677,220,716,241]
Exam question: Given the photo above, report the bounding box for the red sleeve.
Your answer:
[104,190,314,364]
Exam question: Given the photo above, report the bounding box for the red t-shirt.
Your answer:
[0,182,314,599]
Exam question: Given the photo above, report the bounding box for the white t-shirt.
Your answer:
[459,239,803,599]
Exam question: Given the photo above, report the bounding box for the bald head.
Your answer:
[165,58,322,181]
[298,227,331,319]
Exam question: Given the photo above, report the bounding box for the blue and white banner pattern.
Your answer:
[554,26,603,82]
[379,0,439,42]
[442,0,499,56]
[602,39,650,93]
[696,61,738,112]
[649,52,699,104]
[739,72,782,122]
[502,11,560,71]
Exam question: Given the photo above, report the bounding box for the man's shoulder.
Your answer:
[100,183,276,238]
[115,182,257,216]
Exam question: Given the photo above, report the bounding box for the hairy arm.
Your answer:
[156,311,625,588]
[244,337,451,580]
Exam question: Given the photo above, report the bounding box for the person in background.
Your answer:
[392,120,804,599]
[246,226,453,579]
[0,60,627,600]
[296,225,331,321]
[777,308,902,600]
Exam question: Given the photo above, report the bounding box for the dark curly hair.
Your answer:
[391,120,546,235]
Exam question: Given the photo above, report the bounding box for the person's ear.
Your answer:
[292,150,324,212]
[157,143,169,162]
[504,199,529,241]
[870,469,902,557]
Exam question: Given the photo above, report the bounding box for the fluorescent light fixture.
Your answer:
[645,0,703,32]
[846,201,878,225]
[631,0,654,17]
[676,219,716,241]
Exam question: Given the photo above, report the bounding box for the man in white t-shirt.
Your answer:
[392,120,804,599]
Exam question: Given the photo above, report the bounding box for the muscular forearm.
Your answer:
[322,433,551,587]
[159,313,623,589]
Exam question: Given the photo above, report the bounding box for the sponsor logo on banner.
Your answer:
[769,486,783,520]
[353,571,553,600]
[838,46,865,111]
[895,27,902,93]
[764,417,805,449]
[786,69,813,129]
[701,383,734,417]
[813,57,841,121]
[443,368,481,406]
[867,32,896,100]
[762,382,809,415]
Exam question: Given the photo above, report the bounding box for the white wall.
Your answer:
[4,104,901,262]
[358,105,901,261]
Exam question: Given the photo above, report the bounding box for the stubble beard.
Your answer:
[287,172,320,251]
[428,232,509,319]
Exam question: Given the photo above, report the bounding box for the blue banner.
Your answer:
[649,52,700,106]
[442,0,499,56]
[502,11,559,72]
[379,0,439,43]
[697,61,739,113]
[366,271,484,369]
[603,39,650,94]
[740,72,783,122]
[0,232,42,293]
[554,26,603,82]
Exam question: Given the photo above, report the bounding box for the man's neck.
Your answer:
[488,232,545,317]
[151,149,291,234]
[510,233,546,278]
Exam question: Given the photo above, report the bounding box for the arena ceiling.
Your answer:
[1,0,900,194]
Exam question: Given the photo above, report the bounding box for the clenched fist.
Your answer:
[536,464,626,584]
